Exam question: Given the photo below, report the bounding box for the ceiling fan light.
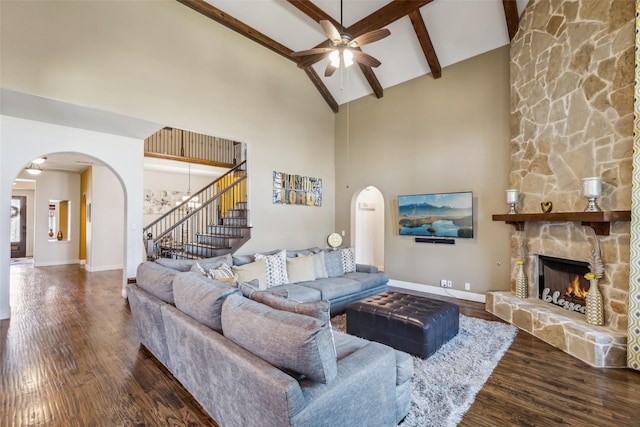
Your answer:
[343,49,354,67]
[32,157,47,165]
[329,50,340,67]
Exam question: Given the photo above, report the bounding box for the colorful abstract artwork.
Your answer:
[273,171,322,207]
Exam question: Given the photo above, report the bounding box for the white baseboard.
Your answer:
[34,259,80,267]
[389,279,486,303]
[85,264,123,272]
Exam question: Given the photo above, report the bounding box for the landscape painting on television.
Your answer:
[398,192,473,238]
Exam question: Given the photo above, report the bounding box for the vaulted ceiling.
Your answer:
[177,0,528,112]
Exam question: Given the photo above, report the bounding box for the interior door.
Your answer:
[10,196,27,258]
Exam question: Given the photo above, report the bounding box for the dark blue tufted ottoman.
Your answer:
[346,291,459,358]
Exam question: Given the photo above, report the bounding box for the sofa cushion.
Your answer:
[236,281,288,300]
[286,247,321,258]
[342,272,387,291]
[302,277,361,300]
[255,249,289,288]
[324,249,344,278]
[136,261,178,303]
[341,247,356,273]
[311,251,328,279]
[173,272,240,332]
[222,294,338,383]
[251,292,330,326]
[190,253,233,274]
[286,255,316,284]
[269,284,322,303]
[154,258,196,272]
[232,260,267,289]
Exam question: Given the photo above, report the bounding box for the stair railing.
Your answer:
[143,160,247,260]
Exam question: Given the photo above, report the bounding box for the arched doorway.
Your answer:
[1,115,148,320]
[353,186,384,271]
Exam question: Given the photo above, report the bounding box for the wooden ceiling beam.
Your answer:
[176,0,339,112]
[286,0,383,99]
[408,10,441,79]
[502,0,519,41]
[304,68,339,113]
[346,0,433,38]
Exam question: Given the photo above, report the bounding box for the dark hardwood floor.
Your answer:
[1,265,638,426]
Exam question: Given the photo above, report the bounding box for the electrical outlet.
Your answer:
[465,282,471,291]
[440,279,447,287]
[447,280,452,288]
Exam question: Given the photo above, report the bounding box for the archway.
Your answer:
[1,115,148,319]
[352,186,385,271]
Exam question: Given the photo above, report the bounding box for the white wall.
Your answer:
[11,188,35,257]
[33,171,80,266]
[0,0,336,257]
[86,165,124,272]
[0,115,144,319]
[143,168,220,226]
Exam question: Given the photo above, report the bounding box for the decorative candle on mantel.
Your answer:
[506,189,519,214]
[582,177,602,212]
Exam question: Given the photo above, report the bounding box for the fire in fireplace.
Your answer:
[538,255,590,314]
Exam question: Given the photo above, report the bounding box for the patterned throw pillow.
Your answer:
[208,263,235,282]
[341,247,356,273]
[255,249,289,288]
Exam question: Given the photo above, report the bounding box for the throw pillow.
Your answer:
[232,260,267,289]
[190,253,233,274]
[286,254,316,284]
[208,263,234,282]
[255,249,289,288]
[221,294,337,384]
[324,249,344,278]
[341,247,356,273]
[311,251,329,279]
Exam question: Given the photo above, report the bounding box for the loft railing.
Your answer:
[143,161,248,260]
[145,127,242,168]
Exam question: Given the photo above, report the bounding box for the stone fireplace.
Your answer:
[485,0,633,368]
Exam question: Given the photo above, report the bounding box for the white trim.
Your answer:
[85,264,123,272]
[33,260,80,267]
[389,279,486,303]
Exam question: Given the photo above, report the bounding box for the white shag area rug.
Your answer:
[331,314,517,427]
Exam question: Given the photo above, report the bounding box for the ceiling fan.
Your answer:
[292,3,390,77]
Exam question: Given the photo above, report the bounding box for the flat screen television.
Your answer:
[398,191,474,238]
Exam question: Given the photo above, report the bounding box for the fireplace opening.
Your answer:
[538,255,590,314]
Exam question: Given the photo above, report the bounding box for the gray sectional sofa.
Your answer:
[128,248,412,426]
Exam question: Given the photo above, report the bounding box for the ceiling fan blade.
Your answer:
[325,62,337,77]
[292,47,333,57]
[320,20,342,44]
[349,28,391,48]
[352,50,382,68]
[297,51,333,68]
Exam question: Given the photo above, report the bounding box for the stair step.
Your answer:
[183,243,231,258]
[221,217,248,227]
[227,209,247,218]
[236,201,248,210]
[196,234,244,247]
[206,225,248,237]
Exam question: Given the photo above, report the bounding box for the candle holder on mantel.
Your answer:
[506,189,519,214]
[582,177,602,212]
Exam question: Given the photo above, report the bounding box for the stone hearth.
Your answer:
[486,291,627,367]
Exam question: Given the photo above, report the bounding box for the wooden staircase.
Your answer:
[143,161,250,260]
